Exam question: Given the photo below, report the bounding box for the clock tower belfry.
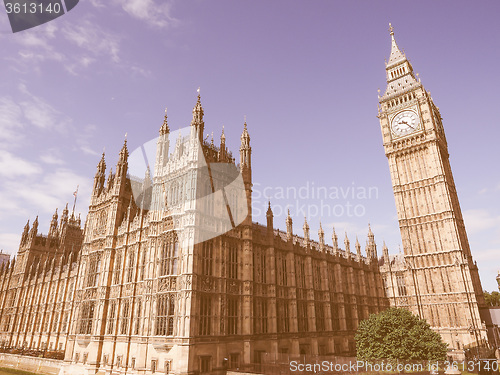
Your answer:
[377,24,488,354]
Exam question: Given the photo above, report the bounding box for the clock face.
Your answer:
[391,110,419,136]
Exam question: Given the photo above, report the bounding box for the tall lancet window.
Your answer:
[201,241,213,276]
[125,251,135,283]
[160,238,179,276]
[86,254,101,287]
[156,293,175,336]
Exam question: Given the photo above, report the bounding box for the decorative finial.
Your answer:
[124,132,128,142]
[220,125,225,141]
[160,107,170,135]
[389,23,394,35]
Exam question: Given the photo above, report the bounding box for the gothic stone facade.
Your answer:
[0,27,492,374]
[377,25,488,355]
[0,208,83,354]
[0,95,388,374]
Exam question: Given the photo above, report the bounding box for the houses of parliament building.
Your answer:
[0,26,493,374]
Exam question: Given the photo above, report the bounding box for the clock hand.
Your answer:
[400,120,415,129]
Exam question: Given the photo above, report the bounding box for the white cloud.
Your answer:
[62,20,121,63]
[0,168,92,221]
[40,148,65,165]
[120,0,176,28]
[463,209,500,235]
[0,97,24,147]
[90,0,178,28]
[18,83,72,132]
[0,150,42,177]
[0,233,20,255]
[76,124,101,156]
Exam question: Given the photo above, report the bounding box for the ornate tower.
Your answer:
[377,24,487,353]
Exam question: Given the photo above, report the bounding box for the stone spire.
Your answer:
[240,121,251,169]
[387,23,405,67]
[116,136,129,181]
[266,201,273,224]
[384,23,418,95]
[355,236,362,261]
[332,225,339,255]
[383,241,390,263]
[303,217,310,248]
[191,89,204,141]
[31,216,39,236]
[286,209,293,241]
[344,232,351,259]
[159,107,169,135]
[107,168,114,189]
[61,203,69,225]
[318,222,325,252]
[21,220,30,245]
[219,126,227,161]
[118,137,129,164]
[97,151,106,175]
[156,108,171,176]
[266,202,273,237]
[93,151,106,195]
[365,223,377,260]
[48,208,58,237]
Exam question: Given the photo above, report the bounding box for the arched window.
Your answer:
[160,238,179,276]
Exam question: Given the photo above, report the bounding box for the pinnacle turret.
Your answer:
[303,217,310,247]
[286,209,293,241]
[159,107,169,135]
[332,225,338,254]
[118,137,129,164]
[49,208,58,237]
[191,89,205,141]
[61,203,69,225]
[21,220,30,245]
[318,222,325,252]
[344,232,351,259]
[115,136,129,182]
[240,121,251,168]
[97,151,106,174]
[266,201,273,233]
[94,152,106,195]
[365,223,377,259]
[382,241,389,263]
[355,236,362,261]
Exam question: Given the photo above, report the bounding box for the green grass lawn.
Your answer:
[0,368,39,375]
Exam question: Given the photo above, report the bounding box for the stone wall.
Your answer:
[0,353,62,374]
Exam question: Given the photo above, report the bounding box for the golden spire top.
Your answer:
[389,22,394,36]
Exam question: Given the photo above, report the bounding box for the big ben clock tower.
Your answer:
[378,24,488,354]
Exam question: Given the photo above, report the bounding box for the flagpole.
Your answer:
[72,185,79,216]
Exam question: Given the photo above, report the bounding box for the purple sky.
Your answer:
[0,0,499,291]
